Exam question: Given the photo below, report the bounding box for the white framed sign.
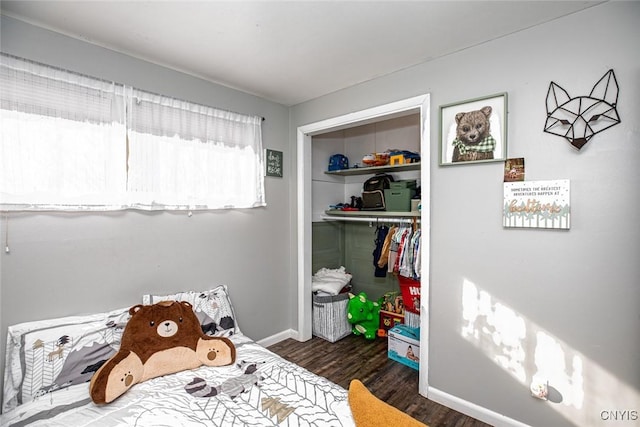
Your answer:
[503,179,570,229]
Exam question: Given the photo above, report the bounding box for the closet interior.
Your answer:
[311,112,422,301]
[299,93,430,396]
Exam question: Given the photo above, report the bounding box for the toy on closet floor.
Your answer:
[376,291,405,338]
[379,291,404,314]
[347,292,381,340]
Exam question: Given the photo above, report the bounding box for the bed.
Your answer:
[1,286,355,426]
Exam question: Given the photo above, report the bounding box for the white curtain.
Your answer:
[126,89,265,210]
[0,54,265,211]
[0,54,127,210]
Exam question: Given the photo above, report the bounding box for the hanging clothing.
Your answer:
[387,227,401,273]
[413,232,421,280]
[372,225,389,277]
[377,225,397,269]
[400,229,420,278]
[374,224,422,279]
[394,227,411,274]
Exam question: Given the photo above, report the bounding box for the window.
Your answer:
[0,53,265,211]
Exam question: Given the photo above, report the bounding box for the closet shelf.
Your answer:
[323,210,420,222]
[324,162,420,176]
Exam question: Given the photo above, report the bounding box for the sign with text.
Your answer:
[503,179,570,229]
[265,149,283,178]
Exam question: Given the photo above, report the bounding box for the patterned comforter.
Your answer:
[0,334,355,427]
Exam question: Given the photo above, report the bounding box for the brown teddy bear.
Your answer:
[452,105,496,162]
[89,300,236,404]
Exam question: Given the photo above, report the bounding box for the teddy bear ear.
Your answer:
[129,304,143,315]
[181,301,192,309]
[455,112,466,124]
[480,106,492,117]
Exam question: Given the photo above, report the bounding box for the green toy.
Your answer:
[347,292,381,340]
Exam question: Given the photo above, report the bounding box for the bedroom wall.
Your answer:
[291,2,639,427]
[0,15,293,408]
[2,3,639,425]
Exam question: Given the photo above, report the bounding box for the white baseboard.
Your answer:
[428,386,531,427]
[256,328,298,347]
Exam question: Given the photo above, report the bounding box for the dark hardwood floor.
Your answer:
[268,333,492,427]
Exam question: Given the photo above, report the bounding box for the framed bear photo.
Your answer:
[439,92,508,166]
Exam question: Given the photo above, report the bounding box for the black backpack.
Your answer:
[361,173,394,210]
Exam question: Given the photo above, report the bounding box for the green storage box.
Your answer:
[389,180,417,190]
[384,188,416,212]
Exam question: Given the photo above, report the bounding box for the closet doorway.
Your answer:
[296,94,431,397]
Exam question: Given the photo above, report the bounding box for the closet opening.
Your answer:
[296,94,431,397]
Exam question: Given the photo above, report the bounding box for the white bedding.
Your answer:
[1,334,355,426]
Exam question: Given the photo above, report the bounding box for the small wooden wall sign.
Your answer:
[265,149,283,178]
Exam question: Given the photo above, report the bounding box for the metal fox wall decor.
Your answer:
[544,69,620,150]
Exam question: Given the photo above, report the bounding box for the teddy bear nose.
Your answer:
[157,320,178,337]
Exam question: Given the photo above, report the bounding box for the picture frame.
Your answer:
[439,92,507,166]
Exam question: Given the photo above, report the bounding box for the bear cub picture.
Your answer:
[451,105,496,162]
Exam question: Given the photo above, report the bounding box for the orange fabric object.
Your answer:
[348,379,428,427]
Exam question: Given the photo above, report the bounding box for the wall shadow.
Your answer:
[460,278,639,426]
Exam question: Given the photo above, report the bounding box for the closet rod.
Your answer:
[321,215,420,224]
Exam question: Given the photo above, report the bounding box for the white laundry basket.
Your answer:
[312,292,352,343]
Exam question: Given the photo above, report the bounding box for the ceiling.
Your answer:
[1,1,603,106]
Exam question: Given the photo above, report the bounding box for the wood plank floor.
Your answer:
[268,333,493,427]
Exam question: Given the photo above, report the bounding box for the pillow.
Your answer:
[142,285,240,337]
[348,379,427,427]
[89,301,235,404]
[2,307,130,413]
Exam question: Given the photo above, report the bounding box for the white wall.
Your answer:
[0,15,293,408]
[291,2,639,426]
